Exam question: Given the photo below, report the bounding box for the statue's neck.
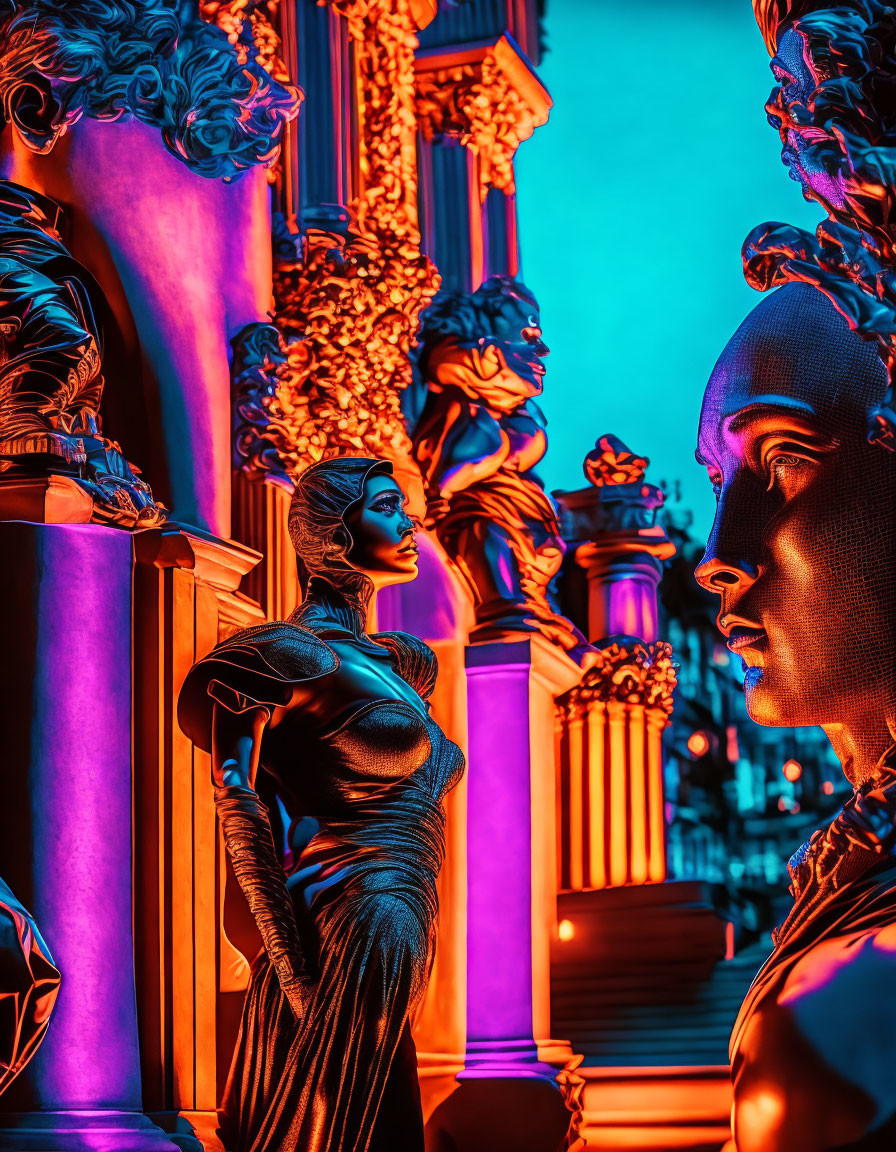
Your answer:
[296,576,372,638]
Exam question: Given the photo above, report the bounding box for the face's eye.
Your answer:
[765,453,806,489]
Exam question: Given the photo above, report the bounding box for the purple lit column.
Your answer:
[0,523,177,1151]
[463,636,581,1076]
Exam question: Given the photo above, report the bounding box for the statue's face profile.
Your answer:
[694,285,896,735]
[428,294,548,415]
[767,25,848,209]
[345,473,419,588]
[486,292,549,396]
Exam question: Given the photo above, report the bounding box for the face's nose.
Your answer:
[398,508,415,537]
[694,483,762,597]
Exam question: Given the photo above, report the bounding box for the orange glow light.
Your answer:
[558,919,575,942]
[822,780,835,795]
[687,730,710,758]
[782,759,802,782]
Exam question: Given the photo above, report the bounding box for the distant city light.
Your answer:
[777,796,788,811]
[687,730,710,758]
[558,919,575,942]
[782,759,802,782]
[822,780,835,795]
[726,724,740,763]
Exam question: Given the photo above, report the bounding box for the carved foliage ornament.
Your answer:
[559,640,678,716]
[744,0,896,448]
[416,50,546,198]
[239,0,439,480]
[583,434,650,488]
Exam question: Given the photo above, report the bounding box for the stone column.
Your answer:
[0,522,179,1151]
[553,436,677,893]
[132,525,265,1146]
[426,636,582,1151]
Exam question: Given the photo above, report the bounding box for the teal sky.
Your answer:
[515,0,821,541]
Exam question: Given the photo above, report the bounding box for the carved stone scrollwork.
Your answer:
[415,35,552,200]
[560,639,678,717]
[243,0,440,480]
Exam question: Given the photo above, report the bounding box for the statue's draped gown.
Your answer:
[179,613,464,1152]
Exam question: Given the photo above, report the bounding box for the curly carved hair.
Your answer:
[752,0,881,52]
[744,0,896,447]
[287,455,392,606]
[416,275,538,377]
[0,0,300,181]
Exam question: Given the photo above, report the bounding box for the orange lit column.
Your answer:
[646,707,668,883]
[133,525,265,1145]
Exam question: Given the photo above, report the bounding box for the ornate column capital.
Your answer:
[415,33,551,199]
[560,639,678,719]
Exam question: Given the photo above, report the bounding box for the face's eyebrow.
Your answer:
[723,399,819,435]
[368,487,406,507]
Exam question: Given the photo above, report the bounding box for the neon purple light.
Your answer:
[28,525,142,1108]
[464,646,539,1071]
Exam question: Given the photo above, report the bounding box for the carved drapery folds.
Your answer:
[415,34,551,199]
[241,0,440,481]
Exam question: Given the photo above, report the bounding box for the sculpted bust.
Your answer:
[411,275,581,650]
[698,283,896,1152]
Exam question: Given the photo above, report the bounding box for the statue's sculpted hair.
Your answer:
[287,456,392,604]
[745,0,896,446]
[752,0,879,52]
[417,275,538,379]
[0,0,300,180]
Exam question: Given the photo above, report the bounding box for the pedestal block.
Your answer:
[0,522,178,1151]
[439,636,583,1150]
[132,525,264,1148]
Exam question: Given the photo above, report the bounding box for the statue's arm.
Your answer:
[211,701,310,1016]
[428,405,509,498]
[732,926,896,1152]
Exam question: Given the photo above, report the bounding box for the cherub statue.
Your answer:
[411,276,580,650]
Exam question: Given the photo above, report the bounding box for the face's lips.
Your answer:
[726,625,768,653]
[397,536,418,555]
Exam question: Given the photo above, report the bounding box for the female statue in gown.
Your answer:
[178,456,464,1152]
[697,283,896,1152]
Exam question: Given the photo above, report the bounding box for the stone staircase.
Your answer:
[551,882,768,1151]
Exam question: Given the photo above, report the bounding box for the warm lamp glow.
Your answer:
[782,759,802,782]
[687,730,710,758]
[558,919,575,942]
[822,780,835,795]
